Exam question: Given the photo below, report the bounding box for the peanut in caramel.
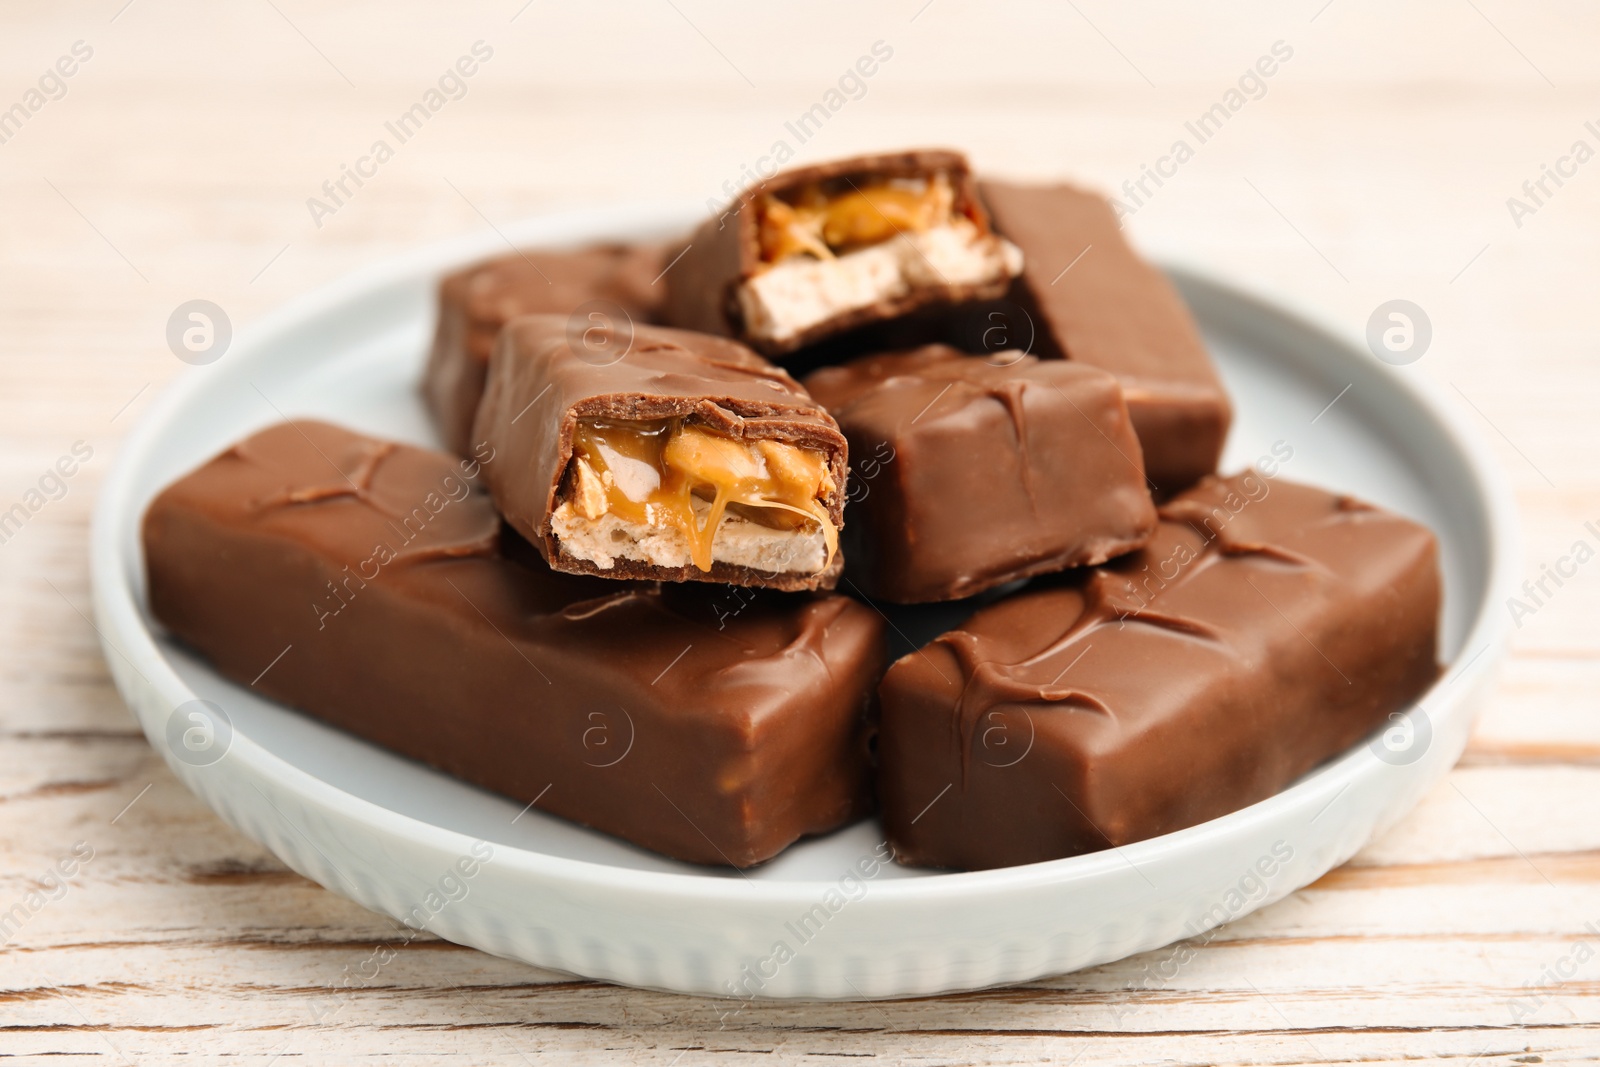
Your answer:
[565,418,837,573]
[756,172,957,264]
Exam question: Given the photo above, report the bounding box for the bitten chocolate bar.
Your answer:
[422,243,666,455]
[879,472,1441,871]
[978,181,1231,494]
[143,421,885,868]
[665,150,1023,357]
[803,345,1157,603]
[473,314,849,592]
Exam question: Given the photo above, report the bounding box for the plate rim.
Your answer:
[90,201,1522,909]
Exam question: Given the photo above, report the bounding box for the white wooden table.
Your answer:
[3,2,1597,1062]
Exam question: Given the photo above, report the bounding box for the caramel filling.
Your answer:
[757,172,959,265]
[564,418,838,574]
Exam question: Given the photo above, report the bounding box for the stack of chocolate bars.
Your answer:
[144,150,1442,871]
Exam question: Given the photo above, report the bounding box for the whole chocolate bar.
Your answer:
[473,314,849,591]
[879,472,1441,871]
[977,181,1231,494]
[803,345,1157,603]
[143,421,885,867]
[665,150,1023,357]
[423,243,667,455]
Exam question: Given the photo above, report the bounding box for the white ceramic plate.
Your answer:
[91,203,1518,1000]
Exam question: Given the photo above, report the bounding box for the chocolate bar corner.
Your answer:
[978,179,1232,494]
[422,242,668,455]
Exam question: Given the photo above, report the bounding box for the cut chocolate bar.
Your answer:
[423,243,667,455]
[977,181,1231,494]
[666,150,1023,357]
[473,314,849,591]
[143,420,885,868]
[803,345,1157,603]
[879,472,1441,871]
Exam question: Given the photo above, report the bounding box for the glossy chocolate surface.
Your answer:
[978,181,1232,494]
[879,472,1441,870]
[804,344,1157,603]
[423,243,667,454]
[143,420,885,867]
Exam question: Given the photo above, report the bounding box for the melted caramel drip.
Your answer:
[567,418,837,573]
[757,173,957,263]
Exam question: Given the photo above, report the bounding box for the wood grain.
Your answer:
[3,0,1597,1062]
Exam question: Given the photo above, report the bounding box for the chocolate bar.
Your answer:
[977,181,1231,494]
[422,243,666,455]
[473,314,849,592]
[665,150,1022,357]
[143,420,885,867]
[803,344,1157,603]
[879,472,1441,870]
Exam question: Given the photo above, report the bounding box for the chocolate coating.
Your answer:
[472,314,849,591]
[803,345,1157,603]
[143,420,885,868]
[423,243,668,455]
[665,149,1012,356]
[879,473,1441,871]
[977,181,1232,494]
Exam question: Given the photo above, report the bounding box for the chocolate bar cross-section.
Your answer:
[666,150,1023,357]
[473,314,851,591]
